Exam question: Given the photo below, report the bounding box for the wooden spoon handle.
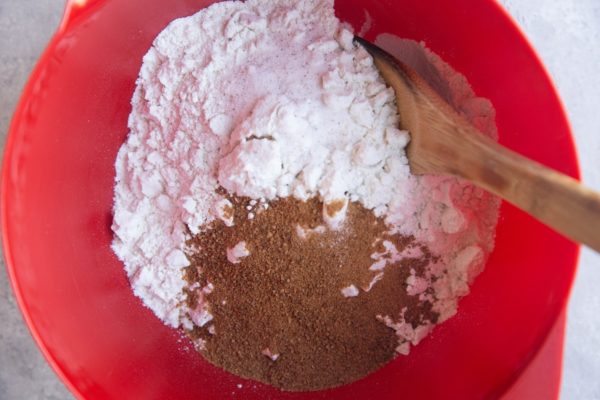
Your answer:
[438,122,600,252]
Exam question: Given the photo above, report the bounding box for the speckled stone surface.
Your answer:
[0,1,598,399]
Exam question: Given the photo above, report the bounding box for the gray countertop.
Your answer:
[1,1,598,399]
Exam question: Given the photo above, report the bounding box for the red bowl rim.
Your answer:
[1,0,581,399]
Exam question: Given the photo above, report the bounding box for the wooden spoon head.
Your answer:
[354,36,467,176]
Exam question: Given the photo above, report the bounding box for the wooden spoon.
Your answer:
[355,36,600,253]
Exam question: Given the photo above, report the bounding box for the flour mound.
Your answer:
[112,0,499,344]
[112,0,410,327]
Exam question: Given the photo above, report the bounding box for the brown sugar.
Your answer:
[324,199,346,217]
[184,196,437,391]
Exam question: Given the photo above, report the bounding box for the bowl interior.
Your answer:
[2,0,579,399]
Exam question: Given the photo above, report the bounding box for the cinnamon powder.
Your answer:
[184,196,437,391]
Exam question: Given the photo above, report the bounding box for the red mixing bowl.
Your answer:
[1,0,580,399]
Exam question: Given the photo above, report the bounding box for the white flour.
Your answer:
[112,0,499,352]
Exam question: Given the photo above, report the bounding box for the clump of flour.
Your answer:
[112,0,499,352]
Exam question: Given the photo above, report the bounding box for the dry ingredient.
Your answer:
[185,195,437,390]
[111,0,500,391]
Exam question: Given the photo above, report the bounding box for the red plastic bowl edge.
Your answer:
[0,1,581,399]
[1,2,89,398]
[483,1,582,396]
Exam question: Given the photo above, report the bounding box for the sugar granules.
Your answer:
[184,196,437,391]
[111,0,499,385]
